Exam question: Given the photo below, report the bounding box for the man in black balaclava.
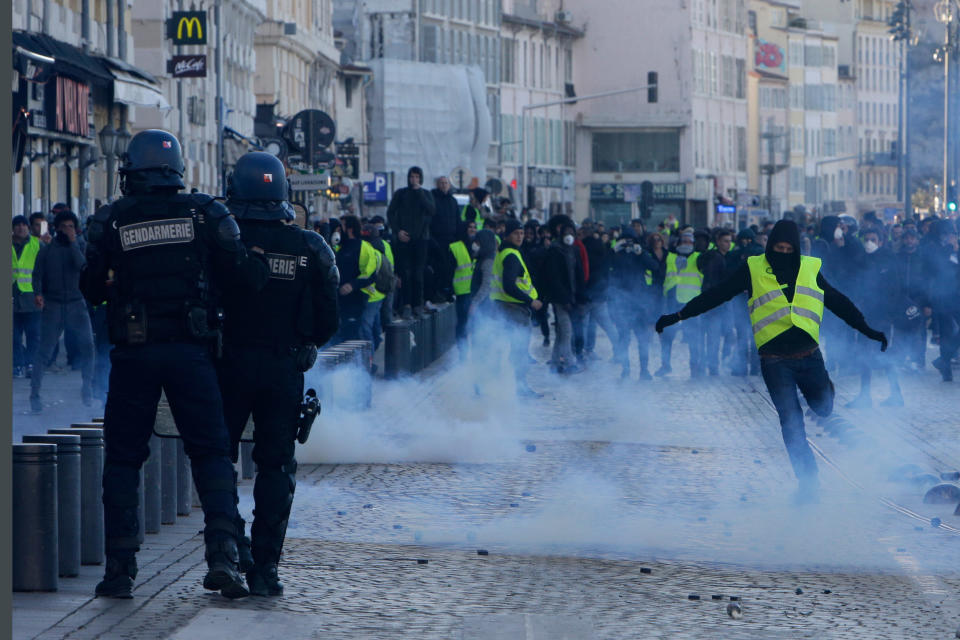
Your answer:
[655,220,887,504]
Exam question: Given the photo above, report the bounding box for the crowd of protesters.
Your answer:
[306,167,959,399]
[13,170,960,408]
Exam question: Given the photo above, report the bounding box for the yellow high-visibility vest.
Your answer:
[461,205,485,230]
[747,255,824,349]
[449,240,475,296]
[359,240,385,303]
[490,247,538,304]
[383,239,394,267]
[663,252,702,303]
[12,236,39,293]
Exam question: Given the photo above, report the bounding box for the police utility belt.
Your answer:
[113,302,224,356]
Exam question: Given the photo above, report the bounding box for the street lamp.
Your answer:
[98,123,117,159]
[115,126,132,158]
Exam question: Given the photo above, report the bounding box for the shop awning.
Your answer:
[109,68,170,109]
[12,30,114,86]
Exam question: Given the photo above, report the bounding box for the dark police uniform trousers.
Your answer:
[102,342,239,551]
[218,346,302,565]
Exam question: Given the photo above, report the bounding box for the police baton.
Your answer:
[296,389,321,444]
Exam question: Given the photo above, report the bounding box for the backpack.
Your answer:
[373,249,395,294]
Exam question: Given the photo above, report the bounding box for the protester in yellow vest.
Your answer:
[461,187,487,231]
[657,231,706,378]
[449,220,478,361]
[12,215,41,378]
[656,220,887,504]
[490,219,542,398]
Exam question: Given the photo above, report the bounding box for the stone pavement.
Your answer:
[11,330,960,639]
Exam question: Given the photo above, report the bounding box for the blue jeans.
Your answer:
[455,294,472,358]
[13,310,40,369]
[360,299,384,351]
[759,348,834,487]
[31,299,94,401]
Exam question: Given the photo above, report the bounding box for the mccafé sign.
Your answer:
[166,11,207,45]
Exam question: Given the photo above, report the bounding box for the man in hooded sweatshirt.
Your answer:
[656,220,888,503]
[387,166,435,318]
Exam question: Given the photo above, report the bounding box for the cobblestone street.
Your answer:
[12,335,960,639]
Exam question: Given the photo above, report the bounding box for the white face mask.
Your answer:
[834,227,844,241]
[612,231,620,239]
[676,244,693,255]
[331,232,341,245]
[633,244,643,255]
[563,234,575,246]
[864,240,879,254]
[471,242,480,254]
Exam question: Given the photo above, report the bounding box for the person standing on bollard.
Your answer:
[490,218,543,398]
[80,129,269,599]
[655,220,887,504]
[220,152,340,596]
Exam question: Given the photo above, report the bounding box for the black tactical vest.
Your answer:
[108,193,212,342]
[222,221,313,348]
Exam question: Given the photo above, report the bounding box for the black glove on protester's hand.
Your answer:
[655,313,681,334]
[864,327,888,352]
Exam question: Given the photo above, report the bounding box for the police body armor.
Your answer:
[223,221,330,354]
[102,193,225,346]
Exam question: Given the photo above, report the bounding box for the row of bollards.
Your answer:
[383,302,457,379]
[12,420,198,592]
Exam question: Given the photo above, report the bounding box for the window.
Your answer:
[735,58,745,98]
[805,45,822,67]
[790,41,803,66]
[421,24,438,63]
[790,85,804,109]
[592,131,681,173]
[722,55,734,97]
[710,53,718,95]
[790,167,804,193]
[824,46,835,70]
[564,48,573,83]
[736,126,747,171]
[502,38,515,84]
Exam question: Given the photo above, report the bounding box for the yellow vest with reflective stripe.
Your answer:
[449,240,475,296]
[461,205,485,230]
[490,247,538,304]
[644,270,653,286]
[747,255,824,349]
[663,252,702,303]
[12,236,39,293]
[383,239,394,267]
[359,240,385,303]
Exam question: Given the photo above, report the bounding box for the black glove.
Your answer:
[655,313,681,334]
[864,328,888,352]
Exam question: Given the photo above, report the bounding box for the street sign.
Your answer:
[449,166,472,191]
[167,55,207,78]
[363,172,389,203]
[167,11,207,45]
[288,174,327,191]
[485,178,503,196]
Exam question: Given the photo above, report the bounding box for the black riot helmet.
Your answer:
[226,152,294,221]
[119,129,185,193]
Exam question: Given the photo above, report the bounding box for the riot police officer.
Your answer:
[80,129,269,599]
[219,152,339,596]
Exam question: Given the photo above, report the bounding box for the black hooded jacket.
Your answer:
[677,220,872,356]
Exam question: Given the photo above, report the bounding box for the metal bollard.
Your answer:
[13,444,59,591]
[143,435,162,533]
[240,441,255,480]
[160,437,178,524]
[22,434,81,577]
[50,428,104,565]
[176,439,192,516]
[384,318,413,379]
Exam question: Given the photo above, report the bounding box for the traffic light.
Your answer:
[639,180,654,219]
[948,183,957,212]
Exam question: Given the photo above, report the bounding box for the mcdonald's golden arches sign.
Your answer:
[166,11,207,45]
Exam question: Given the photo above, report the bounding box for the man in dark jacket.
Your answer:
[581,233,620,364]
[726,228,764,376]
[610,236,661,379]
[540,215,581,373]
[656,221,887,504]
[430,176,459,302]
[387,166,435,317]
[30,209,95,412]
[895,229,930,370]
[699,229,736,375]
[926,219,960,381]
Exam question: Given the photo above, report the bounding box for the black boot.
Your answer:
[202,537,249,599]
[247,562,284,596]
[95,555,137,598]
[235,517,254,573]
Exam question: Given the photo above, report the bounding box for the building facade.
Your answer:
[567,0,749,228]
[12,0,166,218]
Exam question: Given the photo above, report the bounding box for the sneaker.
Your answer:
[542,337,550,348]
[637,370,652,381]
[95,555,137,599]
[563,362,585,375]
[932,357,953,382]
[654,365,672,377]
[12,367,24,378]
[844,394,872,409]
[247,562,284,597]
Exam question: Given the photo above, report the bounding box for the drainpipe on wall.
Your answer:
[117,0,127,60]
[81,0,90,50]
[106,0,115,58]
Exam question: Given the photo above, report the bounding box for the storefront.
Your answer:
[588,181,687,228]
